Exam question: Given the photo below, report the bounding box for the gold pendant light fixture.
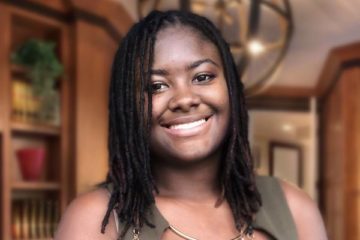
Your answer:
[137,0,293,96]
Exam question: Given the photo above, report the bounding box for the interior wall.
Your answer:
[308,97,319,201]
[74,20,117,194]
[114,0,137,20]
[250,109,319,200]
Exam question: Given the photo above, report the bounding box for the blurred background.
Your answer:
[0,0,359,239]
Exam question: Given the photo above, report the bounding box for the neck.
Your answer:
[152,155,222,203]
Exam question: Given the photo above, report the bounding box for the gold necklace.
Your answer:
[132,228,140,240]
[168,225,255,240]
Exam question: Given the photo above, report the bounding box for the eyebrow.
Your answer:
[150,58,219,76]
[186,58,219,71]
[150,68,169,76]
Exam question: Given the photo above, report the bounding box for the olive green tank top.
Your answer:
[108,176,298,240]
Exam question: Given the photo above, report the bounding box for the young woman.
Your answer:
[55,10,327,240]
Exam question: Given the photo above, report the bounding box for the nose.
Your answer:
[168,85,201,112]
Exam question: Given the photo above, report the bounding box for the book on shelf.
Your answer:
[11,78,60,126]
[11,200,21,239]
[37,199,45,239]
[52,200,60,236]
[11,198,60,240]
[12,79,40,124]
[21,199,29,239]
[45,200,53,238]
[30,199,37,238]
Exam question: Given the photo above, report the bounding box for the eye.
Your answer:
[193,73,216,83]
[151,82,168,93]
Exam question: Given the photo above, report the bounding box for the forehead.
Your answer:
[153,25,222,67]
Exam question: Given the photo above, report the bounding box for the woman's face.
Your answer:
[149,25,230,164]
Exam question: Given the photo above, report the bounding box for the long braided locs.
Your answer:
[101,10,262,238]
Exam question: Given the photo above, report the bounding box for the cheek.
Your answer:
[213,81,231,129]
[150,94,169,124]
[204,81,230,113]
[218,80,230,113]
[150,96,160,121]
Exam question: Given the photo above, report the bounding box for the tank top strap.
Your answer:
[254,175,298,240]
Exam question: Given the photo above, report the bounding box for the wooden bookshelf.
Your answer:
[10,64,28,77]
[0,2,71,239]
[12,181,60,191]
[11,122,60,136]
[0,0,132,239]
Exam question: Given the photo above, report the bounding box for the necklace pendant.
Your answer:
[132,228,140,240]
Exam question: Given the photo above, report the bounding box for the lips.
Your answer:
[169,118,206,130]
[161,114,212,128]
[160,114,213,137]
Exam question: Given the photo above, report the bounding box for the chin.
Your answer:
[173,152,211,163]
[154,142,223,166]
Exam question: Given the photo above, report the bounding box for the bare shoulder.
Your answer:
[279,180,328,240]
[54,188,118,240]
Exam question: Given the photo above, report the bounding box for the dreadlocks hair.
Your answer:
[101,10,262,238]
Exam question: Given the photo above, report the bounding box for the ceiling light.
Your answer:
[247,40,265,56]
[282,124,294,132]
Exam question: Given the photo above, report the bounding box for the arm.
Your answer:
[280,180,328,240]
[54,188,118,240]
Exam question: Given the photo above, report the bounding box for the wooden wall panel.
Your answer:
[356,67,360,240]
[321,71,345,239]
[73,20,117,195]
[0,4,11,133]
[321,65,360,240]
[27,0,70,13]
[70,0,132,36]
[0,5,12,239]
[343,67,360,239]
[59,25,72,212]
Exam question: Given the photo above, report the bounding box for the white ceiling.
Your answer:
[115,0,360,89]
[270,0,360,88]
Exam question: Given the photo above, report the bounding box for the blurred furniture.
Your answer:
[0,0,133,239]
[318,42,360,240]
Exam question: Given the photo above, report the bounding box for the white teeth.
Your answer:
[169,119,206,130]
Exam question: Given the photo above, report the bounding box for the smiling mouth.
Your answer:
[161,116,212,137]
[169,118,207,130]
[163,115,212,130]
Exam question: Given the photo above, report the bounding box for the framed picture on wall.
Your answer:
[269,141,303,187]
[251,144,261,169]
